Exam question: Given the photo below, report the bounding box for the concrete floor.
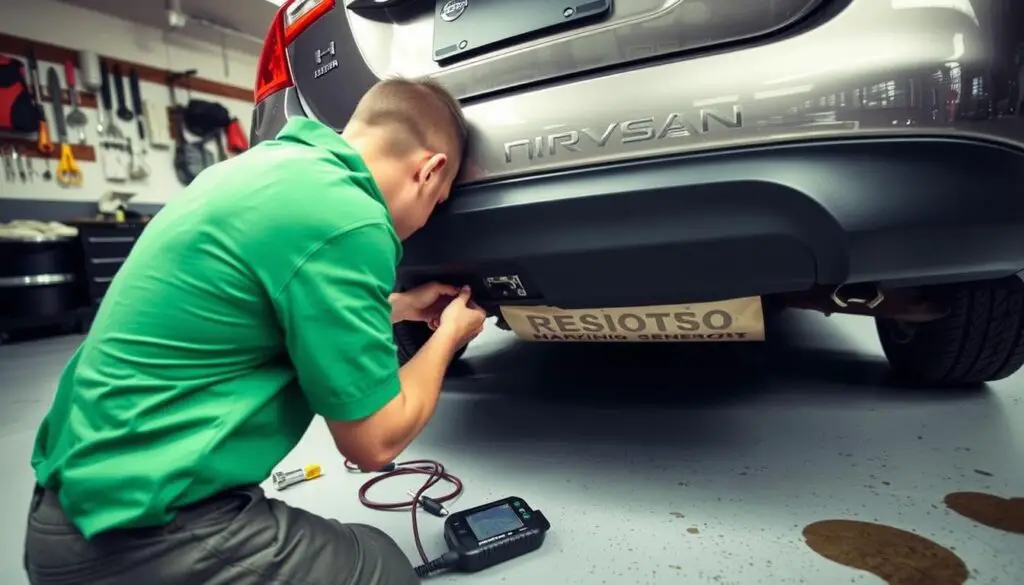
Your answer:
[2,310,1023,584]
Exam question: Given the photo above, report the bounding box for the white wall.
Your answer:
[0,0,260,209]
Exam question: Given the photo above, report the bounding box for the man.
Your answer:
[24,77,486,585]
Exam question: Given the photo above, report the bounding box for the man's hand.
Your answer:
[389,282,460,324]
[331,286,485,470]
[437,286,487,349]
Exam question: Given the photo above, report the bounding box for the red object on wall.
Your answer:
[0,55,41,132]
[225,118,249,154]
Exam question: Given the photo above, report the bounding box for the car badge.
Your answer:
[440,0,468,22]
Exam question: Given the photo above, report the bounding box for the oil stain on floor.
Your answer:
[802,519,968,585]
[944,492,1024,535]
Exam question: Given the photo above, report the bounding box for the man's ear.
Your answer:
[418,153,448,185]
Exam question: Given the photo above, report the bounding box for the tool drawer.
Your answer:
[81,231,139,258]
[69,221,146,305]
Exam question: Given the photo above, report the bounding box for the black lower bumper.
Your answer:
[400,138,1024,310]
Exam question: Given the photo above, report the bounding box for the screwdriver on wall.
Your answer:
[2,148,14,182]
[14,149,26,182]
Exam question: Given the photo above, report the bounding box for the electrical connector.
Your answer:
[419,495,449,517]
[407,490,449,517]
[414,551,461,577]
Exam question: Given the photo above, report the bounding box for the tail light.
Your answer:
[254,0,337,104]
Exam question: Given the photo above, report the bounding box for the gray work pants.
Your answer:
[23,484,420,585]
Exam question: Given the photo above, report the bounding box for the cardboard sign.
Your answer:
[500,297,765,342]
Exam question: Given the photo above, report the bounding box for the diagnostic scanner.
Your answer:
[344,458,551,578]
[441,496,550,573]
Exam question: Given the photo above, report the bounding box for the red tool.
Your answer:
[225,118,249,154]
[64,59,87,143]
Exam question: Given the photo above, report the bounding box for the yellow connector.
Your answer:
[272,463,324,490]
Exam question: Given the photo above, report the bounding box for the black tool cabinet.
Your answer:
[72,221,146,308]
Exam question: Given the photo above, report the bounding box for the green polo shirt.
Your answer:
[30,117,403,539]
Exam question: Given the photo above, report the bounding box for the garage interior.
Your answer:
[4,314,1024,584]
[2,0,1023,584]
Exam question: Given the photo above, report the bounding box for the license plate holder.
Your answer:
[433,0,612,63]
[499,297,766,342]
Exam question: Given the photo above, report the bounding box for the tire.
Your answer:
[876,275,1024,387]
[394,320,468,366]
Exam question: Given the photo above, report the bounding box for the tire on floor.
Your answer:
[876,275,1024,387]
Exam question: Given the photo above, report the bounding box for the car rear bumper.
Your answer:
[399,137,1024,309]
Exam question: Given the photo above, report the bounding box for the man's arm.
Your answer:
[274,223,457,469]
[336,326,461,468]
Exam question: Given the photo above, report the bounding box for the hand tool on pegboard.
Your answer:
[1,147,15,182]
[64,60,88,143]
[112,64,133,122]
[13,149,26,182]
[25,154,37,182]
[96,61,130,179]
[25,46,54,164]
[97,60,122,138]
[48,67,82,187]
[128,68,149,180]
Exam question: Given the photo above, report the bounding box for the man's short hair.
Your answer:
[348,76,468,164]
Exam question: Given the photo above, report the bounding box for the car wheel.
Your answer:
[394,320,468,366]
[876,275,1024,387]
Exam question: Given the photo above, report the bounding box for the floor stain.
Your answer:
[670,511,686,519]
[686,526,700,534]
[944,492,1024,535]
[802,519,968,585]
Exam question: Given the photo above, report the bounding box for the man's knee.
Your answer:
[348,523,410,559]
[346,523,420,585]
[348,523,393,542]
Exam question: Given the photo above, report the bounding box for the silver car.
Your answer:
[251,0,1024,388]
